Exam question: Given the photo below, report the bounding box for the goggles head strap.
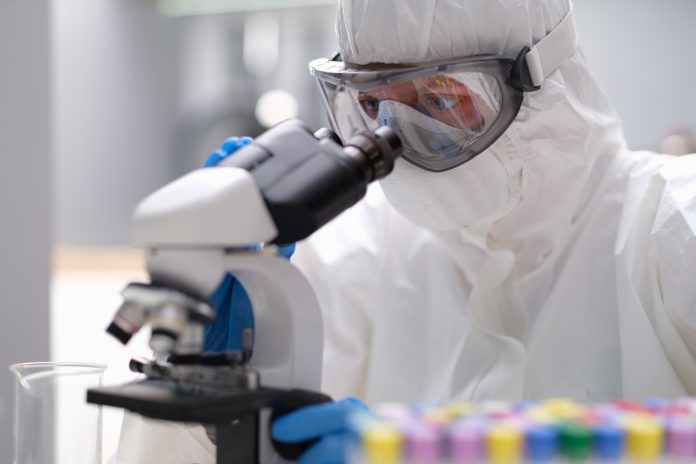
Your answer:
[511,5,578,92]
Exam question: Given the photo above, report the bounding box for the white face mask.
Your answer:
[379,134,523,231]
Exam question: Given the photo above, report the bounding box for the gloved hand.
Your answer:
[203,135,253,168]
[202,136,295,352]
[272,397,368,464]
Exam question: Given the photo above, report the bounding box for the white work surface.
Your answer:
[51,248,151,463]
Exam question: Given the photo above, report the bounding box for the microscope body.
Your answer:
[87,120,402,463]
[134,165,324,392]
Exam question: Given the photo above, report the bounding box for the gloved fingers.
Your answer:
[221,136,253,154]
[204,149,229,168]
[272,400,362,443]
[202,273,236,352]
[204,136,253,167]
[337,397,368,410]
[203,271,255,353]
[277,242,296,259]
[297,432,351,464]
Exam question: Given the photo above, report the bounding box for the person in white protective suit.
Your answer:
[118,0,696,461]
[297,0,696,404]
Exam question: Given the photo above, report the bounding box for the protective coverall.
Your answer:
[299,0,696,404]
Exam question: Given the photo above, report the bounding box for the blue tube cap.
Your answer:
[526,424,559,462]
[642,397,670,411]
[594,423,624,460]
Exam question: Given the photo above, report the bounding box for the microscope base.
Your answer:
[87,379,331,464]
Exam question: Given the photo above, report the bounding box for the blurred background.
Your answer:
[1,0,696,461]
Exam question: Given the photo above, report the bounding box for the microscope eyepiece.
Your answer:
[374,126,404,161]
[313,127,343,147]
[343,126,403,182]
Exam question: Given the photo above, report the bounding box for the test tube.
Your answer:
[513,400,537,414]
[445,402,476,420]
[526,406,556,425]
[357,398,696,464]
[593,404,622,426]
[487,423,524,464]
[625,414,663,462]
[480,401,513,417]
[593,422,625,462]
[347,410,380,464]
[613,400,647,414]
[642,397,670,412]
[543,399,586,422]
[667,416,696,462]
[406,424,441,464]
[673,397,696,416]
[558,421,593,461]
[376,403,414,423]
[363,424,403,464]
[422,409,451,433]
[525,423,559,463]
[449,419,487,464]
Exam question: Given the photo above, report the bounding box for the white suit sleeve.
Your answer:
[613,153,696,397]
[652,156,696,359]
[291,187,385,400]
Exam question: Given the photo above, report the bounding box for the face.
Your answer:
[357,73,494,132]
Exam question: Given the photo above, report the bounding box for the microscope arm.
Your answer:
[218,119,399,243]
[132,119,401,250]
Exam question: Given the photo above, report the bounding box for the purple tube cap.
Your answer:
[669,417,696,458]
[408,425,441,464]
[449,420,487,463]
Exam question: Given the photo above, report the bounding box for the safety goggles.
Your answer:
[309,8,577,172]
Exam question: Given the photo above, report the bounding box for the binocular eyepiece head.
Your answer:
[313,125,403,182]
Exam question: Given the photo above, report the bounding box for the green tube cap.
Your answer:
[559,422,593,460]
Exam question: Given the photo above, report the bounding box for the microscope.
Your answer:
[87,119,402,463]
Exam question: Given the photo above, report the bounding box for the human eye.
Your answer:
[358,95,381,118]
[424,93,459,110]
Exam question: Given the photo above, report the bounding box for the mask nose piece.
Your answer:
[377,104,391,128]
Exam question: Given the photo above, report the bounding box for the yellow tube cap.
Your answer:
[364,424,402,464]
[487,424,523,464]
[625,414,663,461]
[444,402,475,419]
[541,398,586,421]
[525,406,555,424]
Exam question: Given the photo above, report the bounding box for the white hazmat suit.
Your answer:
[117,0,696,461]
[295,0,696,403]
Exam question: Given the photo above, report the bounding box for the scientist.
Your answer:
[270,0,696,460]
[123,0,696,462]
[283,0,696,402]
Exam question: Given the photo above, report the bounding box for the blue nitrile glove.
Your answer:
[202,136,296,352]
[272,398,368,464]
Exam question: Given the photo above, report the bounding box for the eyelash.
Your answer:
[425,94,458,110]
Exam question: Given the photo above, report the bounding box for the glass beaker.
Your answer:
[10,362,106,464]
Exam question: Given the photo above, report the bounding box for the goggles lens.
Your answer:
[312,59,522,172]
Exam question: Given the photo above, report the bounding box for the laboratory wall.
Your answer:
[0,1,53,462]
[573,0,696,152]
[54,1,335,246]
[53,0,179,245]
